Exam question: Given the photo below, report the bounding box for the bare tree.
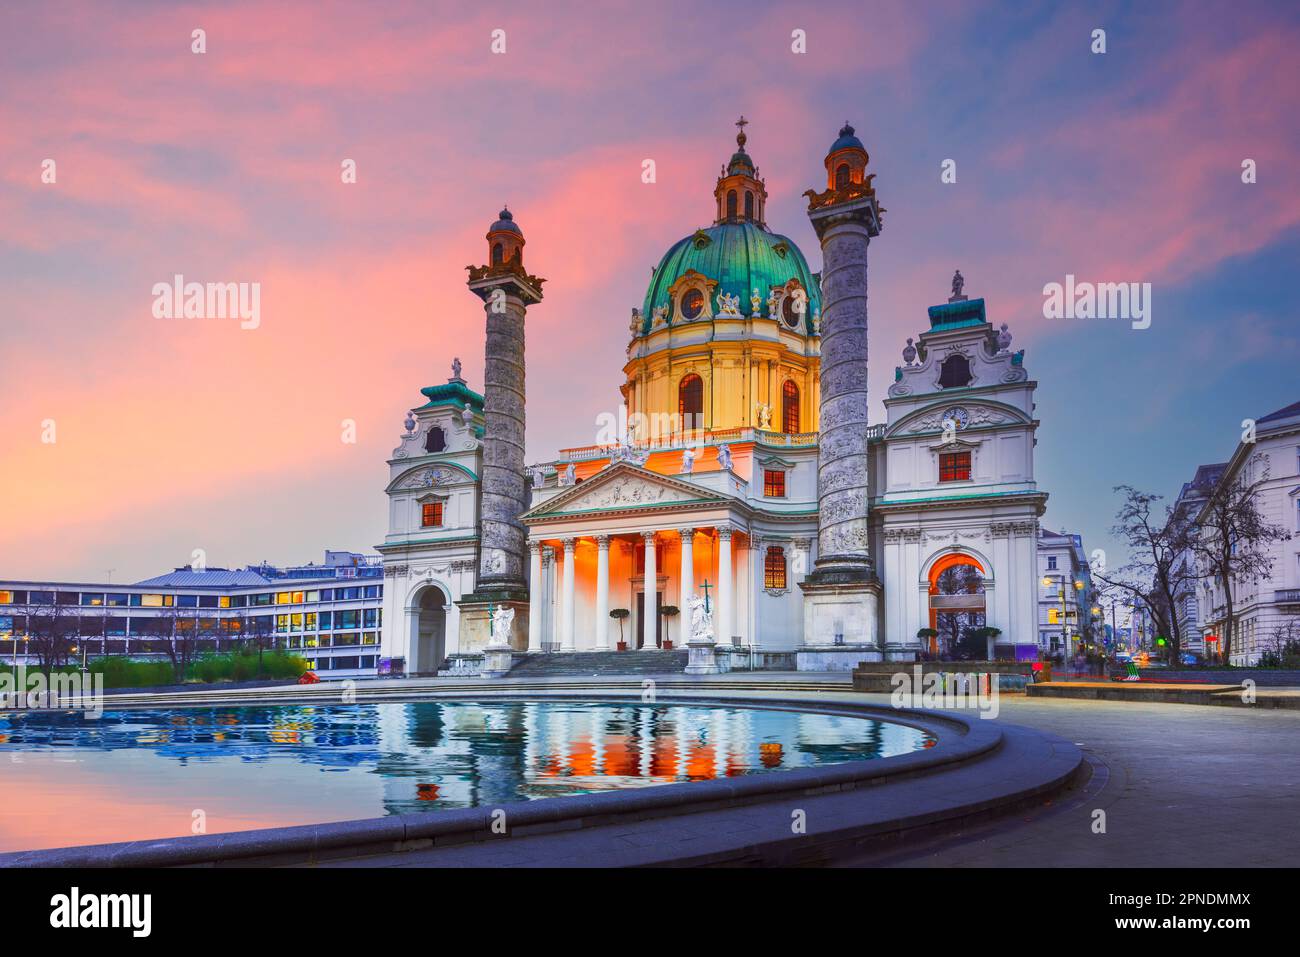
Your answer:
[1192,462,1291,664]
[16,596,80,675]
[1094,485,1195,663]
[151,606,202,683]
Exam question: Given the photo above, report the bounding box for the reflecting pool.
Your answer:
[0,700,934,851]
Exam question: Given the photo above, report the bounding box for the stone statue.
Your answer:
[902,337,917,365]
[767,291,780,317]
[681,446,696,473]
[451,357,463,380]
[755,403,772,430]
[562,463,576,486]
[812,308,821,334]
[716,291,741,317]
[629,308,642,335]
[652,306,668,327]
[630,445,650,467]
[717,442,733,471]
[750,288,762,316]
[950,269,966,302]
[688,593,714,642]
[996,322,1013,354]
[531,467,544,488]
[403,411,416,434]
[490,605,515,645]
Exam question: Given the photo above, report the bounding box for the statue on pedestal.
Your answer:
[490,605,515,646]
[688,593,714,642]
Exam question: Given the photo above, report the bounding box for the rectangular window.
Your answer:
[1047,556,1057,570]
[0,592,12,605]
[291,613,304,631]
[106,593,129,607]
[938,451,971,482]
[422,502,444,528]
[763,469,786,497]
[319,611,333,630]
[198,595,218,608]
[363,608,377,629]
[177,595,199,608]
[276,592,292,605]
[80,593,105,606]
[763,546,787,589]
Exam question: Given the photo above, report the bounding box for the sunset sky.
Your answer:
[2,0,1298,583]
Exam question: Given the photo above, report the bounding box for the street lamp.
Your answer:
[1042,573,1071,662]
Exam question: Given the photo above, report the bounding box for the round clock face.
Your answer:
[679,289,704,320]
[781,291,805,328]
[941,406,970,430]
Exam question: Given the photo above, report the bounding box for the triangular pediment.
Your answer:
[523,463,728,519]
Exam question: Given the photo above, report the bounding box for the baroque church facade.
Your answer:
[378,122,1047,673]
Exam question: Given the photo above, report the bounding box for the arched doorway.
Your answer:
[926,553,987,659]
[412,586,447,675]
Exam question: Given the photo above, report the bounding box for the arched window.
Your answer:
[764,546,787,590]
[726,190,737,221]
[491,243,504,266]
[678,374,704,430]
[938,354,973,389]
[424,426,446,453]
[835,163,850,189]
[744,190,754,220]
[781,380,800,433]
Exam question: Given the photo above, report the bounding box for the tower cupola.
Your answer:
[486,207,525,268]
[823,122,869,191]
[713,116,768,227]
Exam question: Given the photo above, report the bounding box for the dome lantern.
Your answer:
[713,116,768,227]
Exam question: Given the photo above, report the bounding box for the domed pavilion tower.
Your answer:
[622,118,824,452]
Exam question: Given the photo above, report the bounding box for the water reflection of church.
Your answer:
[378,121,1048,673]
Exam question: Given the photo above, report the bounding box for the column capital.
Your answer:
[561,536,576,552]
[676,527,696,540]
[716,525,734,542]
[595,534,611,549]
[641,530,657,543]
[528,540,544,555]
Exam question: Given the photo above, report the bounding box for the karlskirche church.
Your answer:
[377,121,1048,674]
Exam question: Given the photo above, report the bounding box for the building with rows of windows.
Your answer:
[0,551,385,678]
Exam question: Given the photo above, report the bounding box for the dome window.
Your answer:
[781,290,806,328]
[744,190,754,221]
[835,163,851,189]
[424,426,447,453]
[679,288,705,321]
[491,242,504,266]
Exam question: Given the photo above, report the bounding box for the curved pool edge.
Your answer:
[0,693,1083,868]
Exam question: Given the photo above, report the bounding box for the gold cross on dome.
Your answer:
[735,115,749,134]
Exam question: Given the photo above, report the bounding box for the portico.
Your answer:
[521,464,761,652]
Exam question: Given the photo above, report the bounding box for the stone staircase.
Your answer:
[507,650,689,677]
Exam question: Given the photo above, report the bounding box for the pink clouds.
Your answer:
[1,0,1297,580]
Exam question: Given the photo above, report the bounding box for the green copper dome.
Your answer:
[640,222,822,334]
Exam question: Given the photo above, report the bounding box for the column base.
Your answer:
[798,576,883,672]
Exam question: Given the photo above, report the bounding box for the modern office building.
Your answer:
[0,550,384,678]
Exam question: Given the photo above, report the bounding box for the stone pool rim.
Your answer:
[0,693,1057,868]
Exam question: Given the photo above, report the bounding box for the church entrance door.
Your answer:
[635,590,663,649]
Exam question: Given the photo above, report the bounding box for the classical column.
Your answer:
[717,526,734,646]
[560,537,577,652]
[678,527,695,610]
[527,541,543,652]
[798,123,888,664]
[642,531,657,650]
[594,535,610,650]
[459,209,545,652]
[749,534,764,650]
